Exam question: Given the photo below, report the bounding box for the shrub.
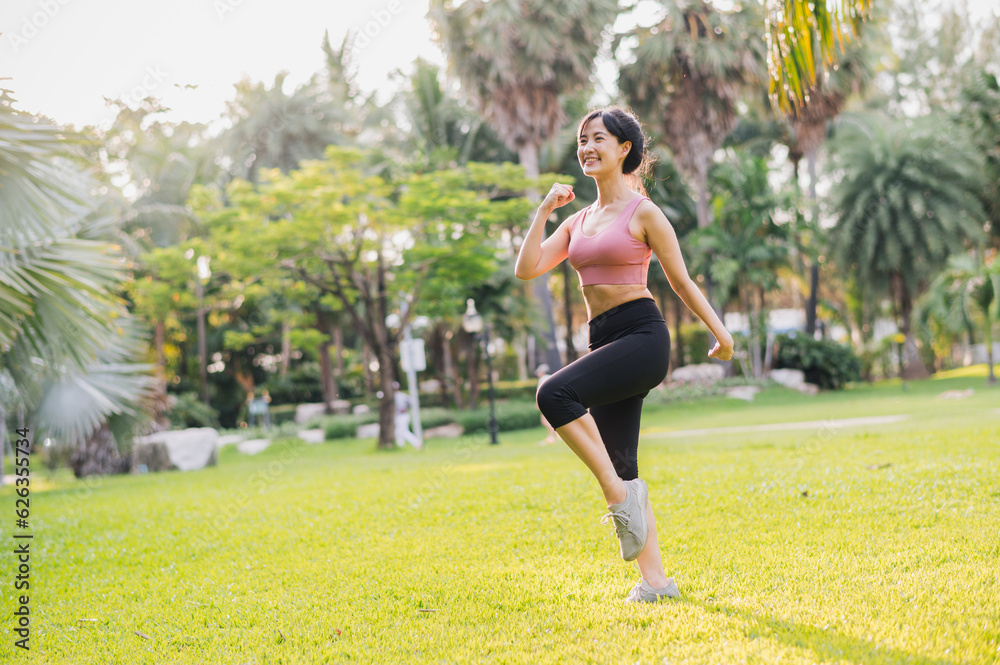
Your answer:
[451,400,542,434]
[262,362,324,405]
[773,333,861,390]
[320,412,379,440]
[165,391,220,429]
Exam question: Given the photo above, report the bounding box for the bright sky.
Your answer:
[1,0,445,130]
[1,0,997,131]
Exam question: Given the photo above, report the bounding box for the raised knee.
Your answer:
[535,379,559,419]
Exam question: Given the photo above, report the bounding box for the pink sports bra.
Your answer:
[567,196,652,286]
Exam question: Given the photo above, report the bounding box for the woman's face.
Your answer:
[577,115,630,177]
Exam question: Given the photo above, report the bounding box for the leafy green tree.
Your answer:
[194,147,540,448]
[619,0,765,318]
[429,0,620,372]
[692,153,791,378]
[828,113,986,377]
[620,1,765,233]
[91,98,216,249]
[778,27,874,335]
[957,70,1000,249]
[399,59,516,170]
[918,252,999,384]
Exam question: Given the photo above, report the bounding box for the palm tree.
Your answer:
[0,93,157,477]
[957,70,1000,249]
[766,0,874,113]
[618,1,765,234]
[918,253,999,384]
[429,0,620,371]
[780,30,874,334]
[828,113,986,378]
[618,0,765,318]
[692,153,791,378]
[400,59,516,170]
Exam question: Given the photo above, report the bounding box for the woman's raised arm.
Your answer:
[636,201,734,361]
[515,183,576,281]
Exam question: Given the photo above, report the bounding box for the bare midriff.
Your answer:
[582,283,654,320]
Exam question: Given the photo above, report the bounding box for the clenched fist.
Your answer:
[541,183,575,212]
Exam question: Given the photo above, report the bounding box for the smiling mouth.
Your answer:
[583,157,600,165]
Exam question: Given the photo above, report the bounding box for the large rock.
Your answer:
[424,423,464,439]
[724,385,761,401]
[133,427,218,471]
[130,442,175,473]
[298,429,325,444]
[295,401,353,424]
[671,363,725,385]
[770,368,806,388]
[237,438,271,455]
[356,423,380,439]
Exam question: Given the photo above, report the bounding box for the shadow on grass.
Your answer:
[688,598,962,665]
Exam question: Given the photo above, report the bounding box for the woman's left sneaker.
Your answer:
[625,577,680,603]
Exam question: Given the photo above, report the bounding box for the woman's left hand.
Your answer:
[708,336,734,362]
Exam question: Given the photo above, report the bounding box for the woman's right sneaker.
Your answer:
[625,577,680,603]
[600,478,649,561]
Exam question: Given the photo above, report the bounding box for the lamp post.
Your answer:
[462,299,498,445]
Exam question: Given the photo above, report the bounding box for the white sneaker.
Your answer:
[625,577,680,603]
[600,478,649,561]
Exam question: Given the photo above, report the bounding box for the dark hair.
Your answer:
[577,105,653,194]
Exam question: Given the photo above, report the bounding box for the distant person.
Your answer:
[393,382,422,449]
[534,364,556,445]
[515,106,734,603]
[248,390,271,430]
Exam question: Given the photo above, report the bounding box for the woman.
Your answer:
[514,106,734,603]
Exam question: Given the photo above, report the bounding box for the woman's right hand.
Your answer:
[541,183,574,211]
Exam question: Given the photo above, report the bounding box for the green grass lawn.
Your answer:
[2,368,999,664]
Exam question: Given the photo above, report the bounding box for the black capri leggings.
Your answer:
[536,297,670,481]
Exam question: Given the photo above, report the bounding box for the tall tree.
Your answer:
[692,153,791,378]
[956,70,1000,250]
[918,252,1000,384]
[429,0,621,371]
[780,28,874,334]
[196,147,540,448]
[828,113,986,378]
[619,0,765,315]
[399,59,516,170]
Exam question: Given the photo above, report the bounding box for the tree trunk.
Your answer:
[154,318,167,398]
[332,324,345,381]
[316,312,337,412]
[561,259,578,363]
[449,334,465,410]
[196,280,209,405]
[362,343,374,395]
[805,147,820,336]
[377,346,397,450]
[280,319,291,377]
[71,422,126,478]
[898,277,930,379]
[518,141,563,373]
